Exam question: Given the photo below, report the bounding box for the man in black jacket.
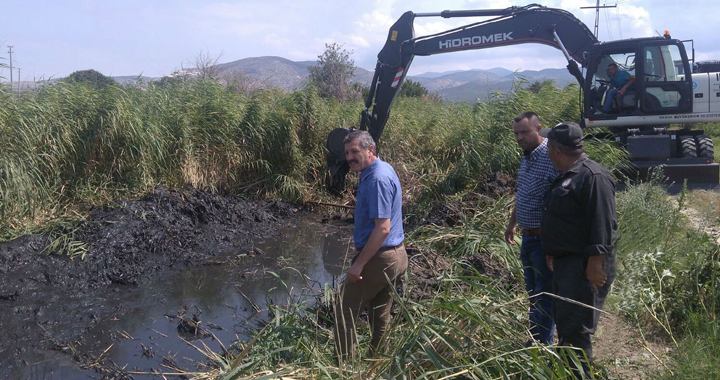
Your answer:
[540,122,617,377]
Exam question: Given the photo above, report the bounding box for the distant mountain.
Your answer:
[436,69,575,103]
[214,56,374,91]
[413,70,466,79]
[485,67,514,77]
[214,56,314,90]
[407,67,576,102]
[91,56,575,103]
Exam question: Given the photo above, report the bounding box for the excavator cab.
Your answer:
[584,37,717,187]
[584,37,694,122]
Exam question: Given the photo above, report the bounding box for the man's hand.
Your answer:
[619,87,627,96]
[504,224,517,245]
[546,255,554,272]
[586,255,607,292]
[347,262,364,283]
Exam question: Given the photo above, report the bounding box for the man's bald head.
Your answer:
[513,111,543,152]
[514,111,540,128]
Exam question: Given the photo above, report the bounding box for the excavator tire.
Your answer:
[696,135,714,159]
[680,136,698,158]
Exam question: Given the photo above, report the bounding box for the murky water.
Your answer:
[12,216,351,380]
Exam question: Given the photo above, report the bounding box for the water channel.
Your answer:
[13,216,351,380]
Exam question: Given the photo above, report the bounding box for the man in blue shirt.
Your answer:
[602,63,636,113]
[334,130,407,361]
[504,111,560,346]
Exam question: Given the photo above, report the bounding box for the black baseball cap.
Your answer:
[539,122,584,148]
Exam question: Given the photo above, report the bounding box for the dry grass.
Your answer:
[688,190,720,224]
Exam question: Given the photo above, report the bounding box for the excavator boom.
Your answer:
[327,4,596,191]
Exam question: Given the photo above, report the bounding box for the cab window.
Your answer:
[643,44,684,109]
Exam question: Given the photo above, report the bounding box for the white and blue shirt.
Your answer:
[354,158,404,249]
[516,139,560,229]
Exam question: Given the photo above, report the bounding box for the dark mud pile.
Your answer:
[0,186,298,374]
[402,246,516,301]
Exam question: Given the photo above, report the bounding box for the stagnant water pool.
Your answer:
[11,216,351,380]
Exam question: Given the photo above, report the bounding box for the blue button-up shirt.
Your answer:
[516,139,560,229]
[354,158,404,248]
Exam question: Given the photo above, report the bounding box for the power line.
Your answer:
[8,46,13,88]
[604,6,614,40]
[580,2,617,38]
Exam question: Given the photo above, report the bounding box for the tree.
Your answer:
[308,43,356,101]
[398,79,429,98]
[187,50,224,80]
[223,69,267,94]
[65,69,116,89]
[527,79,555,94]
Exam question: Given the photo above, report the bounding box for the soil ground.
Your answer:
[593,313,672,379]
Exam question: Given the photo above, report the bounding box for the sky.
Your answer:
[1,0,719,81]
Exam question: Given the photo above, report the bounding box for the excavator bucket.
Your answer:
[326,127,351,194]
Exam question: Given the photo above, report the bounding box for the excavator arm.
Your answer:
[326,4,597,192]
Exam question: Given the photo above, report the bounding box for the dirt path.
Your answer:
[591,194,720,379]
[593,312,672,379]
[681,204,720,244]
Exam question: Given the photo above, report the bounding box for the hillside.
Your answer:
[213,56,374,91]
[210,55,575,102]
[27,56,575,102]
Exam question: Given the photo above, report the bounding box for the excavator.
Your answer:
[325,3,720,191]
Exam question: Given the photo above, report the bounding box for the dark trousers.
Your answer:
[520,234,555,345]
[553,253,615,375]
[334,245,408,359]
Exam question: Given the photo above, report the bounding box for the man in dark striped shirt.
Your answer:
[504,111,560,346]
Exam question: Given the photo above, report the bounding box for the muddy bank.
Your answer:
[0,184,518,379]
[0,185,300,376]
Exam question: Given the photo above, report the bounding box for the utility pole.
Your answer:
[8,46,14,89]
[581,1,617,38]
[17,67,21,96]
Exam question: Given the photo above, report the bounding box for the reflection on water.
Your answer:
[17,216,351,380]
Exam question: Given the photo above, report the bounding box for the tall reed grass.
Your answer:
[2,79,624,241]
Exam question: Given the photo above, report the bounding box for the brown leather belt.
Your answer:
[378,243,404,252]
[522,228,541,236]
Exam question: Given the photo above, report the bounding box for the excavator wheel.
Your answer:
[696,135,714,159]
[680,136,698,158]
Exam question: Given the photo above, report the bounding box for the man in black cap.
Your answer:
[539,122,617,377]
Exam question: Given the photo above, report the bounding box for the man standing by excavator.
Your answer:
[540,122,617,377]
[505,111,559,346]
[334,130,408,361]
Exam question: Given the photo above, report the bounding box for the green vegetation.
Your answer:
[2,76,719,378]
[398,79,429,98]
[65,69,117,89]
[612,180,720,379]
[308,43,358,101]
